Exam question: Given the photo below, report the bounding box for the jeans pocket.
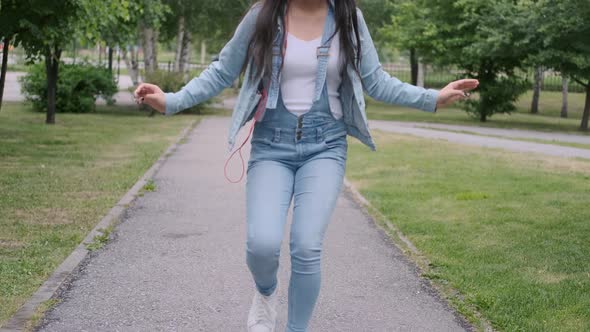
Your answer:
[322,135,348,149]
[251,137,273,147]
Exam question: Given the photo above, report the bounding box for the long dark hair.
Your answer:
[247,0,362,82]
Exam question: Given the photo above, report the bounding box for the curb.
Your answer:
[342,177,494,332]
[342,178,420,254]
[0,120,199,332]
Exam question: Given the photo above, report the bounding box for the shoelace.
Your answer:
[255,293,274,325]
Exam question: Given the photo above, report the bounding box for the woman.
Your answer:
[134,0,478,331]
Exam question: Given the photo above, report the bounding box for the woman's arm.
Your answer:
[135,4,261,115]
[355,8,438,112]
[355,9,478,111]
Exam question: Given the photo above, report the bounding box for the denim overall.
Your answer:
[248,85,348,170]
[244,11,348,332]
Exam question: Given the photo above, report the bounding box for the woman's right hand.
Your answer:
[134,83,166,114]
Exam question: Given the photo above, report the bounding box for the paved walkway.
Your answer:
[371,120,590,145]
[369,120,590,160]
[38,117,469,332]
[3,72,25,102]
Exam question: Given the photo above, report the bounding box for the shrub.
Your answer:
[463,75,529,121]
[20,63,117,113]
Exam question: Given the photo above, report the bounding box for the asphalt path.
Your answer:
[369,120,590,160]
[372,121,590,146]
[37,117,469,332]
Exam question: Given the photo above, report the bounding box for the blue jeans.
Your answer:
[246,88,347,332]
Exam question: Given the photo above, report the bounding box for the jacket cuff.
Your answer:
[423,89,439,113]
[164,92,179,116]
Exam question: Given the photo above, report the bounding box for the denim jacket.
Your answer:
[164,1,439,151]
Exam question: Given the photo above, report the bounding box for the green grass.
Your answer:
[366,91,589,134]
[345,130,590,331]
[0,102,197,325]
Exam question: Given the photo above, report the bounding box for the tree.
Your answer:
[414,0,532,122]
[160,0,249,77]
[3,0,136,123]
[138,0,169,74]
[378,0,433,86]
[0,36,9,111]
[533,0,590,130]
[530,67,542,114]
[0,0,25,111]
[7,0,87,124]
[161,0,201,74]
[561,76,568,118]
[82,0,141,74]
[81,0,165,84]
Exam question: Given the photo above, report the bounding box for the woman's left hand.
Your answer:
[436,79,480,108]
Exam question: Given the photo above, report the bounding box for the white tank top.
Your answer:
[280,32,343,119]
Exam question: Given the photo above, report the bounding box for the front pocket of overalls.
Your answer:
[322,135,348,149]
[250,137,272,147]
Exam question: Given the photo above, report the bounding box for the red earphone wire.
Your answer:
[223,4,290,184]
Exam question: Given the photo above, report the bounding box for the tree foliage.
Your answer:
[377,0,434,60]
[397,0,533,121]
[531,0,590,129]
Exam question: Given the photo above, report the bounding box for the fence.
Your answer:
[4,48,586,94]
[381,63,586,93]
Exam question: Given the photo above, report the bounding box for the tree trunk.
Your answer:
[417,61,425,87]
[122,46,140,85]
[200,40,207,66]
[72,39,77,65]
[409,48,418,86]
[108,46,114,73]
[142,24,158,73]
[45,45,62,125]
[561,76,568,118]
[531,66,542,114]
[179,30,191,74]
[480,110,487,122]
[98,43,102,65]
[174,16,185,72]
[0,36,11,111]
[152,30,158,71]
[580,83,590,131]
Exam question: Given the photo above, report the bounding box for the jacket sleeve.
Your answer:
[356,8,439,113]
[164,4,260,115]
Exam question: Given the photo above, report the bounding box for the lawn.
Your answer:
[0,103,198,325]
[366,91,590,134]
[345,130,590,331]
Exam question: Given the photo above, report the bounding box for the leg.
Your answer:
[246,160,294,296]
[286,156,346,332]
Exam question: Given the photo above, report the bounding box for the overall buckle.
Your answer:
[316,46,330,58]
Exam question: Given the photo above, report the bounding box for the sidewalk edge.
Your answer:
[0,119,200,332]
[342,177,494,332]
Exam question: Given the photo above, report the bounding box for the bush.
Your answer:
[20,63,117,113]
[463,75,529,121]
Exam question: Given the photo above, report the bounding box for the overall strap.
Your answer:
[265,5,289,110]
[314,5,336,102]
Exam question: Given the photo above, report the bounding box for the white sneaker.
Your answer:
[247,281,279,332]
